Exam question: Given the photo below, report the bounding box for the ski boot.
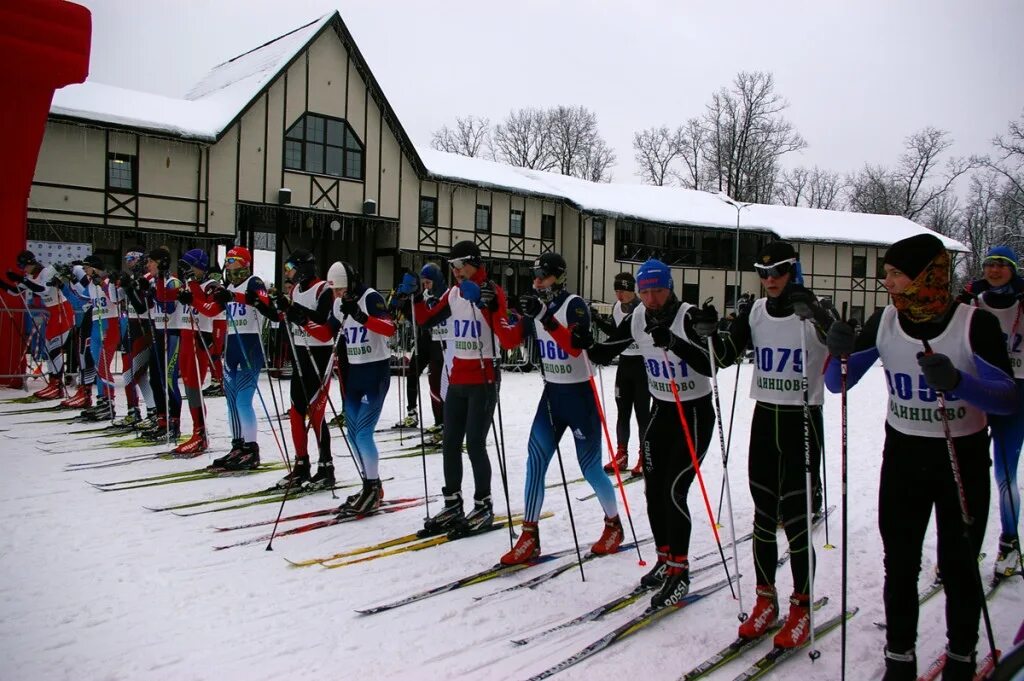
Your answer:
[450,496,494,538]
[171,430,208,458]
[59,385,90,409]
[81,397,113,422]
[111,407,142,429]
[201,380,224,397]
[419,491,464,537]
[393,408,418,429]
[591,515,624,555]
[640,545,670,588]
[881,648,916,681]
[994,534,1021,580]
[209,439,245,469]
[630,457,644,477]
[337,478,383,517]
[500,522,540,565]
[141,417,178,441]
[738,584,779,639]
[220,442,259,471]
[602,445,628,474]
[426,428,444,446]
[650,555,689,608]
[425,423,444,435]
[33,376,63,400]
[134,415,158,432]
[941,648,976,681]
[773,592,811,648]
[277,458,311,488]
[307,460,336,490]
[330,412,345,427]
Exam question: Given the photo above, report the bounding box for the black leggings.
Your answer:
[641,394,715,557]
[880,425,990,658]
[407,336,444,426]
[442,382,497,502]
[289,345,333,461]
[747,402,823,594]
[615,355,651,452]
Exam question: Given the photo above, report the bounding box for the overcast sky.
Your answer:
[76,0,1023,186]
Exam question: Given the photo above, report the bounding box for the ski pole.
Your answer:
[839,329,849,681]
[582,352,645,567]
[922,339,999,662]
[798,322,819,661]
[706,334,745,619]
[323,307,368,483]
[716,354,743,521]
[409,299,431,518]
[535,335,586,582]
[661,348,736,600]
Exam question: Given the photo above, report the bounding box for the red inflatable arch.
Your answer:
[0,1,90,386]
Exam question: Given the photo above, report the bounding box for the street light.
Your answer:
[715,194,753,315]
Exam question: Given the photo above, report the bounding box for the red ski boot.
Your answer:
[60,385,91,409]
[172,431,208,458]
[602,445,628,474]
[738,585,779,640]
[500,522,540,565]
[773,592,812,648]
[33,377,62,400]
[591,515,624,555]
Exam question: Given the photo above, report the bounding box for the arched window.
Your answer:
[284,114,364,180]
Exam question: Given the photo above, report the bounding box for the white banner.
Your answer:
[27,240,92,266]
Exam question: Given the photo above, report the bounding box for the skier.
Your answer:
[389,280,435,431]
[326,260,396,513]
[957,245,1024,579]
[1,250,74,399]
[57,262,94,409]
[172,248,215,455]
[825,233,1017,680]
[419,262,450,441]
[705,240,834,648]
[497,252,623,566]
[80,255,122,421]
[407,240,517,535]
[201,266,227,397]
[584,258,716,606]
[273,250,338,490]
[194,246,274,470]
[116,250,158,429]
[591,271,650,476]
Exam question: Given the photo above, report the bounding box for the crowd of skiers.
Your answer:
[2,232,1022,680]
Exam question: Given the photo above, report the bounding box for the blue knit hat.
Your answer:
[985,245,1018,270]
[181,248,209,271]
[420,262,446,291]
[636,259,673,291]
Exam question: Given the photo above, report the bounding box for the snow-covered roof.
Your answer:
[50,14,331,141]
[47,12,965,252]
[419,148,966,250]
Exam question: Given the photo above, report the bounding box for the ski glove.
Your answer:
[340,295,368,324]
[478,281,498,312]
[212,287,233,306]
[285,303,309,326]
[396,273,419,296]
[177,289,194,306]
[826,320,856,357]
[570,325,594,350]
[460,280,481,305]
[788,287,819,321]
[6,269,23,283]
[244,289,260,306]
[647,323,677,350]
[918,352,961,392]
[136,276,151,292]
[690,304,719,339]
[518,293,545,319]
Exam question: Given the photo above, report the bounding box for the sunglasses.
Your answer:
[983,257,1014,268]
[284,262,296,273]
[450,257,472,269]
[224,256,248,267]
[754,258,796,279]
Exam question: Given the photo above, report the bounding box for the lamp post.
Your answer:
[715,194,753,315]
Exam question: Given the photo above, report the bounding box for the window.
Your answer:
[419,196,437,226]
[851,306,865,324]
[613,219,767,268]
[284,114,364,180]
[107,153,137,192]
[682,283,699,305]
[876,256,886,279]
[541,214,556,241]
[592,218,605,245]
[509,209,524,237]
[852,255,867,278]
[475,204,491,233]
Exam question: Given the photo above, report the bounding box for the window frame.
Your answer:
[541,214,556,241]
[592,218,606,245]
[852,255,867,278]
[106,153,138,193]
[509,209,525,237]
[419,196,438,227]
[283,113,365,181]
[475,204,492,233]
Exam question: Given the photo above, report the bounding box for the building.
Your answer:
[32,11,963,321]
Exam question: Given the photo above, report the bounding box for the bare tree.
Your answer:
[673,118,707,189]
[700,71,807,202]
[547,105,617,180]
[633,126,681,186]
[979,109,1024,213]
[491,107,555,171]
[430,115,491,157]
[847,127,974,221]
[576,137,616,182]
[777,166,846,209]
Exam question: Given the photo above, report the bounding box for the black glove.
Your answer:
[518,293,544,318]
[136,276,151,292]
[570,325,594,350]
[788,287,819,321]
[47,277,63,289]
[918,353,961,392]
[0,280,16,294]
[646,321,677,350]
[285,303,308,326]
[244,289,259,306]
[274,291,291,313]
[212,287,233,306]
[6,270,24,283]
[177,289,194,306]
[119,274,136,291]
[479,280,498,312]
[690,304,719,339]
[341,295,369,324]
[826,321,856,357]
[735,295,752,318]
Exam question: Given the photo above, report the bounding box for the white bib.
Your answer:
[976,296,1024,379]
[534,294,589,384]
[876,304,987,437]
[337,288,390,364]
[447,284,498,361]
[225,275,261,335]
[748,298,827,406]
[290,281,334,348]
[613,300,641,356]
[631,302,711,402]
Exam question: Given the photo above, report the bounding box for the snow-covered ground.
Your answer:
[0,364,1020,680]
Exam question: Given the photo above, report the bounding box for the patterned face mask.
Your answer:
[225,266,250,286]
[890,251,951,323]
